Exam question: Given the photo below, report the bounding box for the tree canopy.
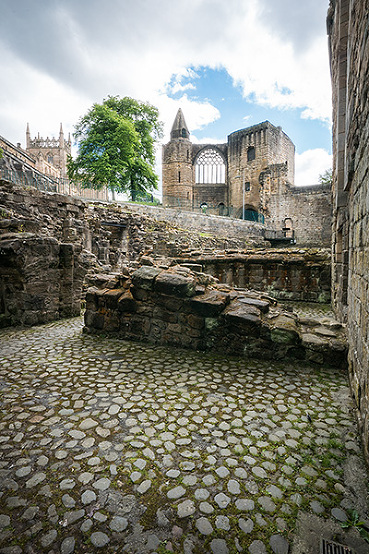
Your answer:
[318,168,333,185]
[67,96,163,198]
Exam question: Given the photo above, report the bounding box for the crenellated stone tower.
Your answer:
[162,109,295,219]
[26,123,71,180]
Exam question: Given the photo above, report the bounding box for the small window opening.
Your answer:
[247,147,255,162]
[245,181,251,191]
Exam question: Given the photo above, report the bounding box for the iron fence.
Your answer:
[0,168,109,202]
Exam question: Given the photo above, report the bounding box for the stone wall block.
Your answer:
[103,288,125,309]
[131,266,163,291]
[153,305,178,323]
[154,272,196,297]
[189,289,230,317]
[224,304,261,334]
[117,290,137,313]
[238,296,269,313]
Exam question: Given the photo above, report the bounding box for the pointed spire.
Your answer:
[26,123,31,148]
[59,123,64,147]
[170,108,190,140]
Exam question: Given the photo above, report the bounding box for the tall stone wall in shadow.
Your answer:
[328,0,369,461]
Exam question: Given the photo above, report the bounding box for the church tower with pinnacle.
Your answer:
[162,109,194,209]
[26,123,71,180]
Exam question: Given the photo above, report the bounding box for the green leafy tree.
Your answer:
[318,168,333,185]
[67,96,163,198]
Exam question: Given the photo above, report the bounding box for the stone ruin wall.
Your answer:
[329,0,369,460]
[227,123,295,213]
[174,250,331,303]
[0,180,264,327]
[0,179,332,329]
[84,265,346,368]
[266,184,332,247]
[115,201,265,244]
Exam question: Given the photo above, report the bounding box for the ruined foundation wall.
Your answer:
[0,181,264,327]
[84,265,346,367]
[176,250,331,303]
[329,0,369,460]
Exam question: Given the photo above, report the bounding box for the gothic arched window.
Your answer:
[195,148,225,184]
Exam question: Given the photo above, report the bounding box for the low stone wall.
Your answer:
[0,181,260,327]
[84,265,347,368]
[174,249,331,303]
[117,202,265,243]
[266,184,332,247]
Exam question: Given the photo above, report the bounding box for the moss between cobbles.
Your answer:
[0,318,364,553]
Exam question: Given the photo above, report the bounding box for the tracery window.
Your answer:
[195,148,225,184]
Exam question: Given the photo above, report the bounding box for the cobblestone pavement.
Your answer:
[0,317,366,553]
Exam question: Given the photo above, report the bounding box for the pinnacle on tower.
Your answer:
[170,108,190,140]
[26,123,31,148]
[59,123,64,147]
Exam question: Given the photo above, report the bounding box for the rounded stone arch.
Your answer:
[194,147,226,184]
[218,202,226,216]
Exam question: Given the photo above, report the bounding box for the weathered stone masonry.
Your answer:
[162,110,332,247]
[328,0,369,460]
[0,178,334,328]
[174,249,331,303]
[0,180,269,327]
[84,265,346,367]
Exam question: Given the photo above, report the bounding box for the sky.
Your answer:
[0,0,332,193]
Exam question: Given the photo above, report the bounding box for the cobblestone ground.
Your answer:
[0,317,366,553]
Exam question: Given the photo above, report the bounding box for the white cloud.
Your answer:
[0,0,332,153]
[190,135,226,145]
[295,148,332,187]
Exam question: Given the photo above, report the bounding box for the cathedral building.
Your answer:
[26,123,71,181]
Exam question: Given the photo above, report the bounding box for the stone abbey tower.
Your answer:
[162,109,295,220]
[162,109,331,246]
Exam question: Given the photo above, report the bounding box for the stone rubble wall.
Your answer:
[115,201,265,243]
[0,179,333,329]
[0,181,263,327]
[328,0,369,460]
[173,249,331,303]
[84,265,347,368]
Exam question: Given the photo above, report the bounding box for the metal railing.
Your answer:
[0,168,109,202]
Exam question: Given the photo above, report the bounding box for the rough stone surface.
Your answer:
[84,265,346,367]
[0,316,366,553]
[329,0,369,465]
